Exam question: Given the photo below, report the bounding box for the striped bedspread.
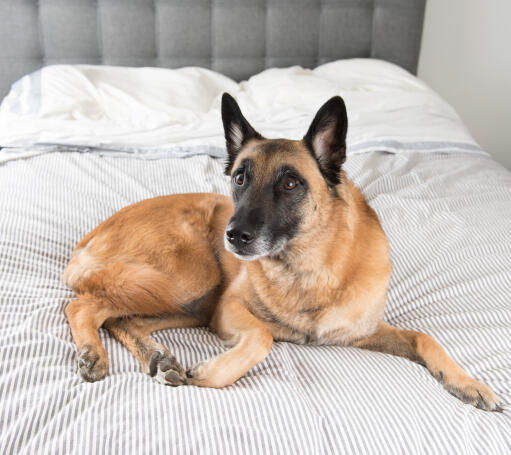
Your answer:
[1,150,510,454]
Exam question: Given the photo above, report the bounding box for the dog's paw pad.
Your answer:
[446,377,501,412]
[77,345,108,382]
[148,351,186,387]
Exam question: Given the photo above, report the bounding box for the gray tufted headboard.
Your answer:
[0,0,425,100]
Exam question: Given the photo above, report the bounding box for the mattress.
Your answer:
[1,61,510,454]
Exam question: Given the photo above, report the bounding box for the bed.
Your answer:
[1,1,510,454]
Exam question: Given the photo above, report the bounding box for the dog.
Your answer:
[63,93,501,411]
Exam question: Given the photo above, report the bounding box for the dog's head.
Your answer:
[221,93,348,261]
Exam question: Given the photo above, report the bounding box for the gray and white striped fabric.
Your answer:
[0,150,510,454]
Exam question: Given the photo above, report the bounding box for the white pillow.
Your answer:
[0,59,482,160]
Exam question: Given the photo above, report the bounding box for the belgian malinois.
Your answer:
[64,94,500,411]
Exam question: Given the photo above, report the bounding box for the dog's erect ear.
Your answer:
[222,93,263,175]
[303,96,348,186]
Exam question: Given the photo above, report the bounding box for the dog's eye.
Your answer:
[234,172,245,186]
[283,177,297,190]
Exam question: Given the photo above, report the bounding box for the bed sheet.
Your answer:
[0,150,510,454]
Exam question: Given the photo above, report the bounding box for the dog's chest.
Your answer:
[248,266,357,343]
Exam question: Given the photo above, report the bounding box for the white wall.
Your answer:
[418,0,511,169]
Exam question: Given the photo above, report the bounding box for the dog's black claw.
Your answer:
[494,404,504,413]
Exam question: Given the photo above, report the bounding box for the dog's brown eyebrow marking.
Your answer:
[271,165,304,185]
[234,158,254,174]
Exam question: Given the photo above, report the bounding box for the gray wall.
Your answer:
[418,0,511,169]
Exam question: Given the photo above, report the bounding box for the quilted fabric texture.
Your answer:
[0,0,425,99]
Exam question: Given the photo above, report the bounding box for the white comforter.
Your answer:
[0,61,510,455]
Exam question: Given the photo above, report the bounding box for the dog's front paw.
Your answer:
[444,376,502,412]
[78,345,108,382]
[186,361,234,388]
[148,350,187,387]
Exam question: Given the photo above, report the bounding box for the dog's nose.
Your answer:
[226,228,255,245]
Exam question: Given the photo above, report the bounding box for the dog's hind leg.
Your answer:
[352,322,501,412]
[104,315,201,386]
[65,261,210,382]
[65,295,119,382]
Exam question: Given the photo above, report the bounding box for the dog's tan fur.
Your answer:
[64,98,500,411]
